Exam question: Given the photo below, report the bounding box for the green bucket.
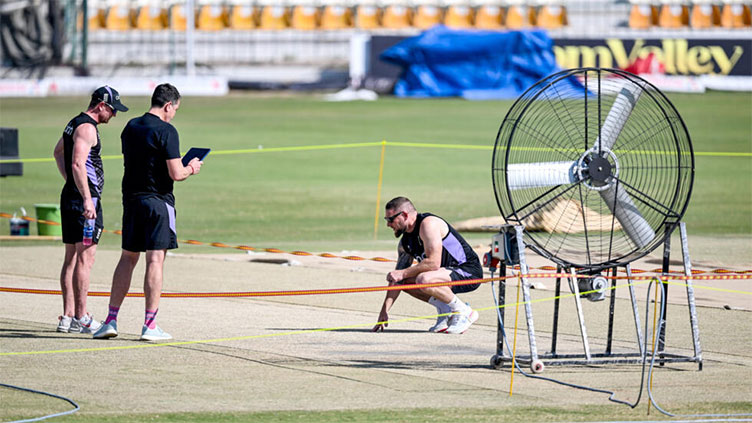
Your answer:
[34,203,62,236]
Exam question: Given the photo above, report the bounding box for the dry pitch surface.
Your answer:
[1,235,751,420]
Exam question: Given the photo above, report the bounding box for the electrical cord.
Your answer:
[0,382,79,423]
[491,274,752,420]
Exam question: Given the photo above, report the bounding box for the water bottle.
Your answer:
[82,219,94,246]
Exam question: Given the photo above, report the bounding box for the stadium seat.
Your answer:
[658,0,689,28]
[134,0,168,30]
[444,1,475,28]
[104,0,132,30]
[628,0,657,28]
[197,0,228,30]
[169,1,190,30]
[79,0,106,30]
[320,1,353,29]
[291,1,320,30]
[690,0,721,28]
[535,0,567,29]
[413,2,443,29]
[354,2,382,28]
[381,2,413,28]
[505,0,534,28]
[720,0,752,27]
[228,1,258,29]
[473,3,504,28]
[259,2,290,29]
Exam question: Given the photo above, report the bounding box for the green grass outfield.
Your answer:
[23,402,752,422]
[0,91,750,252]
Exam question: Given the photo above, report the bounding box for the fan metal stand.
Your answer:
[488,223,703,373]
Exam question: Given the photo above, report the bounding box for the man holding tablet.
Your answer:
[94,83,203,341]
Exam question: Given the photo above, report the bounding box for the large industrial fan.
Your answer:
[487,68,702,371]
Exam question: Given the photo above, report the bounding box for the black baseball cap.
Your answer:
[92,86,128,112]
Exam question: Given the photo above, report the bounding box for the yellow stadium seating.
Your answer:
[321,3,353,29]
[197,1,228,30]
[79,1,106,30]
[259,4,290,29]
[134,2,168,30]
[169,3,190,30]
[382,4,412,28]
[354,4,382,28]
[105,1,132,30]
[628,0,657,28]
[413,4,443,29]
[474,4,504,29]
[444,3,474,28]
[228,4,259,29]
[291,4,320,30]
[505,2,534,28]
[690,1,721,28]
[536,2,567,29]
[658,0,689,28]
[720,1,751,27]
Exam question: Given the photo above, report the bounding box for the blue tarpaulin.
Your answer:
[380,26,572,100]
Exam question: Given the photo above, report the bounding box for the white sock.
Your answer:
[447,296,470,313]
[428,296,451,313]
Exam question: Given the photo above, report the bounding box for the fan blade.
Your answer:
[593,82,643,152]
[507,161,578,190]
[599,183,655,249]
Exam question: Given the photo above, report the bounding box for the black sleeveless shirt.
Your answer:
[62,112,103,198]
[400,213,481,272]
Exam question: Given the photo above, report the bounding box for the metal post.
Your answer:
[569,268,592,361]
[185,0,195,77]
[626,263,646,358]
[605,266,617,355]
[514,225,539,364]
[679,222,703,370]
[659,231,671,364]
[496,264,507,360]
[550,266,562,356]
[81,0,88,72]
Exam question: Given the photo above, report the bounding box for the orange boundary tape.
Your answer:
[2,212,750,276]
[1,273,749,299]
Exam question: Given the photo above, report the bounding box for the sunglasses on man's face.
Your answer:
[384,211,404,223]
[102,102,116,115]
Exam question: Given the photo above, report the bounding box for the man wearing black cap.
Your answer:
[53,85,128,334]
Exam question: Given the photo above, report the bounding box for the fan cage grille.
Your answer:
[492,68,694,270]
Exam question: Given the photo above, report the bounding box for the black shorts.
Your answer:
[121,195,178,252]
[60,194,103,245]
[447,263,483,294]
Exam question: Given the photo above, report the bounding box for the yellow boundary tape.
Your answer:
[2,278,748,357]
[0,141,749,164]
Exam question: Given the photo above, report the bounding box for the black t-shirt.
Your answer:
[61,112,103,198]
[121,113,180,204]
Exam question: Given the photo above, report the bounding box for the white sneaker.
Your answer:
[77,314,102,334]
[445,309,479,334]
[140,325,172,341]
[93,321,118,339]
[57,316,72,333]
[69,318,82,333]
[428,314,450,333]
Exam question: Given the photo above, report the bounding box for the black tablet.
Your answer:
[181,148,211,166]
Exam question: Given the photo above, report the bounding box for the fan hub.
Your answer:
[588,156,613,183]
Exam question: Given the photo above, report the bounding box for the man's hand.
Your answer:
[187,157,203,175]
[372,309,389,332]
[82,198,96,220]
[387,269,405,283]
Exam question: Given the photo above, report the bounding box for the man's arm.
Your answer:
[388,216,445,283]
[166,157,202,181]
[53,136,66,180]
[372,245,412,332]
[70,124,98,219]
